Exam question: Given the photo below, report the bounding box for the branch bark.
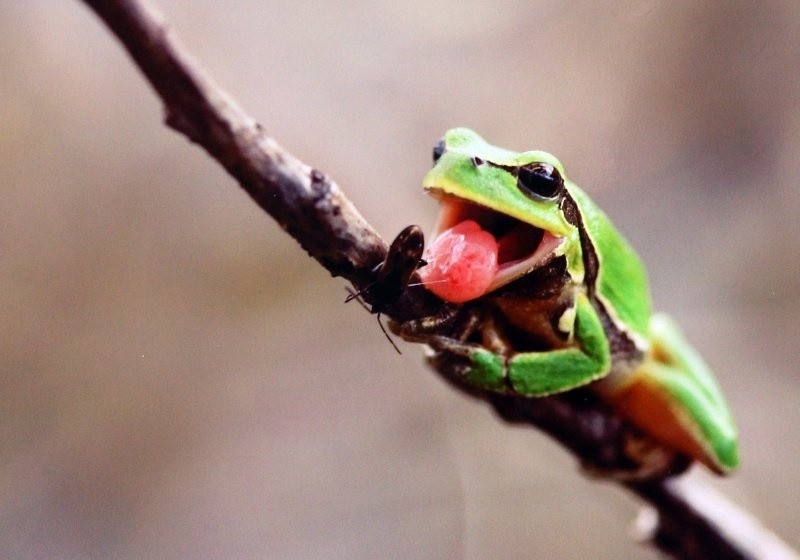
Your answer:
[82,0,388,288]
[78,1,798,558]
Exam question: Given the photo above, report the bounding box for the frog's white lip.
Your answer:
[431,193,564,293]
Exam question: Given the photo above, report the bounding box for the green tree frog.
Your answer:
[401,128,738,474]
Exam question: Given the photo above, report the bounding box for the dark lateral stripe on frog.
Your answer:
[561,191,641,361]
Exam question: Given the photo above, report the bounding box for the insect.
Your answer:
[347,225,426,353]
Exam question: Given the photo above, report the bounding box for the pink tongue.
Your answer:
[418,220,499,303]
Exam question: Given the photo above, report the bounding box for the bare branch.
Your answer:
[489,390,798,559]
[82,0,387,287]
[78,1,798,558]
[630,477,799,559]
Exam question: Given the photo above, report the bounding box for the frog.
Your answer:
[397,128,738,475]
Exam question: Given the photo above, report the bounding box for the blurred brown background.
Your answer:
[2,1,799,558]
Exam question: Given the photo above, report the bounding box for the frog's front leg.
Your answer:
[392,302,511,391]
[505,292,611,395]
[401,292,611,395]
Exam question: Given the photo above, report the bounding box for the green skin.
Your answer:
[412,128,738,474]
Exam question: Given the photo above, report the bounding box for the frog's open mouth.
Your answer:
[420,193,564,302]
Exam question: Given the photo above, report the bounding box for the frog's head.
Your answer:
[419,128,581,303]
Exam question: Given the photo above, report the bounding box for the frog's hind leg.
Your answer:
[597,314,739,473]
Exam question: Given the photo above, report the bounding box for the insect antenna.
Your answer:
[376,313,402,354]
[345,286,402,354]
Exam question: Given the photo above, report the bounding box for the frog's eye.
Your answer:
[516,163,563,200]
[432,139,446,163]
